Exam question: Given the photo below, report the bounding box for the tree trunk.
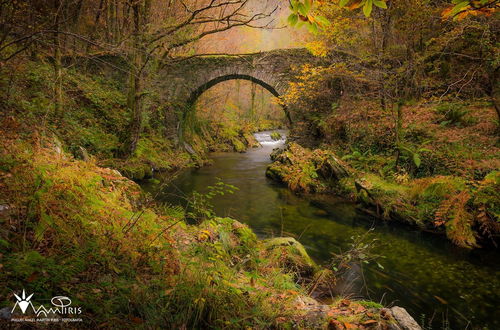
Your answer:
[394,101,403,167]
[488,67,500,125]
[126,68,142,156]
[378,5,391,110]
[53,0,63,116]
[124,0,150,157]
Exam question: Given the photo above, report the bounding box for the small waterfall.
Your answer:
[253,130,287,146]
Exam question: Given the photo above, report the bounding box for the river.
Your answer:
[141,130,500,329]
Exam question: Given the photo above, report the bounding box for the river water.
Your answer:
[141,130,499,329]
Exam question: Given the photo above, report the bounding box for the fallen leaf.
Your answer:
[129,316,143,324]
[328,319,345,330]
[434,295,448,304]
[27,272,38,282]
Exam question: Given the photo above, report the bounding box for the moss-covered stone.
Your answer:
[231,138,246,153]
[270,131,282,141]
[264,237,319,276]
[266,143,350,193]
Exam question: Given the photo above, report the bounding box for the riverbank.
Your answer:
[266,141,499,249]
[0,120,420,328]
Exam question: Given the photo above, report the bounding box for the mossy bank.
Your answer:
[266,139,499,249]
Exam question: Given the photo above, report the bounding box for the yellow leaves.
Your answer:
[306,41,330,57]
[197,229,213,242]
[194,297,206,305]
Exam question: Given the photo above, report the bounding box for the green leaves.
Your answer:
[287,13,299,27]
[450,0,470,16]
[373,0,388,9]
[304,0,313,12]
[287,0,330,33]
[413,153,421,168]
[315,15,331,27]
[398,141,432,169]
[363,0,373,17]
[338,0,388,17]
[307,22,319,34]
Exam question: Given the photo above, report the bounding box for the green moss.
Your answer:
[231,138,246,153]
[270,131,282,141]
[264,237,319,276]
[358,300,384,309]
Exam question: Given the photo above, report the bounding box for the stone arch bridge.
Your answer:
[156,48,320,125]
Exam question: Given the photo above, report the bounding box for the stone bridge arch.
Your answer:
[156,48,319,131]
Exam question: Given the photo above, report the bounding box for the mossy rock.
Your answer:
[315,154,349,180]
[264,237,319,276]
[270,147,285,161]
[270,131,282,141]
[198,218,258,255]
[243,133,261,148]
[114,161,153,181]
[231,138,246,153]
[265,164,286,182]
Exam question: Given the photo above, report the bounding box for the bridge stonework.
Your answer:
[156,48,318,124]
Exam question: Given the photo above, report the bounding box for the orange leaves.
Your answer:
[433,190,477,248]
[325,300,382,330]
[362,319,378,326]
[441,1,499,21]
[328,319,345,329]
[347,1,364,10]
[434,190,471,227]
[129,316,144,324]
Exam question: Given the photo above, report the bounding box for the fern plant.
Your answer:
[434,191,477,248]
[397,141,432,169]
[435,102,470,126]
[342,149,371,169]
